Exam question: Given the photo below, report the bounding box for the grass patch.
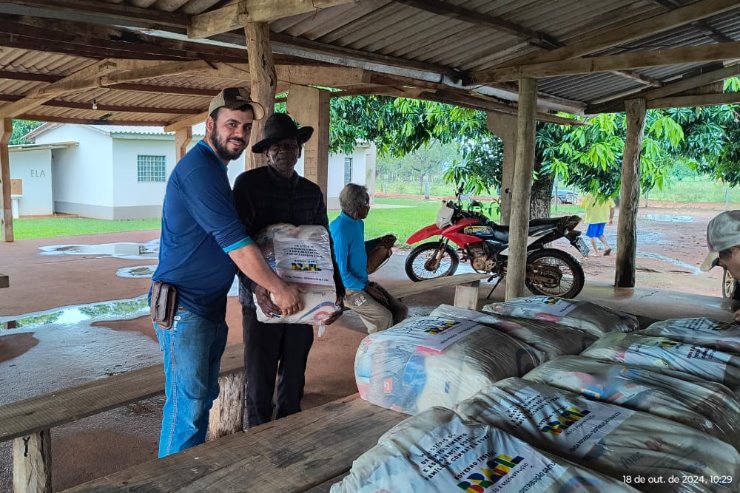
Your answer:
[13,217,160,240]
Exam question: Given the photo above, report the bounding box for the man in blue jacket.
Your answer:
[150,88,301,457]
[330,183,407,333]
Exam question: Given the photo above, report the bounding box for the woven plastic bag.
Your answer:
[331,406,639,493]
[253,223,339,325]
[456,378,740,492]
[354,316,543,414]
[431,304,596,361]
[581,332,740,392]
[524,355,740,447]
[482,295,639,338]
[638,318,740,355]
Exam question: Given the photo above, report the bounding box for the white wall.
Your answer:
[8,149,53,216]
[36,125,114,217]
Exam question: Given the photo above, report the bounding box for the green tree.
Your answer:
[10,120,43,145]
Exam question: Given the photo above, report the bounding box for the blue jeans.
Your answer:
[154,307,228,457]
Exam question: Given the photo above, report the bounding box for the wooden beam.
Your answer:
[100,60,213,85]
[394,0,561,49]
[473,41,740,83]
[610,70,663,87]
[505,78,537,300]
[175,127,193,162]
[589,63,740,113]
[165,113,209,133]
[245,22,277,170]
[277,65,369,87]
[483,0,740,71]
[13,430,52,493]
[615,99,647,288]
[647,91,740,109]
[0,95,201,115]
[189,0,357,39]
[18,115,169,126]
[0,118,13,242]
[287,85,330,198]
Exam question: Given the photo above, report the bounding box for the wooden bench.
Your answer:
[1,273,487,493]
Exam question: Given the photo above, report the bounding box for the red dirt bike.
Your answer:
[405,192,589,299]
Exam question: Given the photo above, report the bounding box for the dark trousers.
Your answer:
[242,305,314,428]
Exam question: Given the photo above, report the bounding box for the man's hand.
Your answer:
[268,282,303,316]
[322,297,344,326]
[733,308,740,323]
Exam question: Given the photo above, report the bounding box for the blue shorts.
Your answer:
[586,223,606,238]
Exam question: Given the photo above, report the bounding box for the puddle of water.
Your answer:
[40,241,159,260]
[0,296,149,330]
[643,214,694,223]
[117,265,156,279]
[636,251,701,274]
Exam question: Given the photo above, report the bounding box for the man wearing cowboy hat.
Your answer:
[150,88,302,456]
[701,210,740,321]
[233,112,345,427]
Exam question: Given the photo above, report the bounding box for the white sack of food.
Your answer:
[330,406,639,493]
[639,318,740,355]
[253,223,339,324]
[482,295,639,338]
[354,316,544,414]
[581,332,740,392]
[456,378,740,492]
[431,304,596,360]
[524,355,740,447]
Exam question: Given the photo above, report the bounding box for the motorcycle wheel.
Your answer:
[405,242,459,282]
[721,268,740,300]
[524,248,585,299]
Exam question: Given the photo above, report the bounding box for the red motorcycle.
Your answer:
[405,193,588,298]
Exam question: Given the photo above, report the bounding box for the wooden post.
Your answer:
[175,127,192,162]
[1,118,13,242]
[486,112,517,225]
[505,79,537,300]
[615,98,647,288]
[13,431,52,493]
[453,281,481,309]
[245,22,276,171]
[286,85,330,200]
[207,371,245,441]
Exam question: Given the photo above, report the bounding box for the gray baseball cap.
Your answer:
[208,87,265,120]
[700,210,740,271]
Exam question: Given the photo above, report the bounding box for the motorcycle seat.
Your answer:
[488,216,571,242]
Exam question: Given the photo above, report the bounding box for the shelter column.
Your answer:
[1,118,13,242]
[615,98,646,287]
[505,79,537,300]
[175,127,192,162]
[287,85,330,200]
[486,112,516,225]
[245,22,277,170]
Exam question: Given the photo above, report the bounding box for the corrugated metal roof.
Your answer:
[0,0,737,124]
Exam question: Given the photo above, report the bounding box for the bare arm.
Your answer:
[609,207,615,225]
[229,243,302,314]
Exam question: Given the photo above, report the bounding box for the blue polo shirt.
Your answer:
[152,140,252,321]
[329,212,367,291]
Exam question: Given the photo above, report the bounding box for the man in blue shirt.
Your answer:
[330,183,407,333]
[150,88,301,457]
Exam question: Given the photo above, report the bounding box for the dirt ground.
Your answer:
[0,202,731,490]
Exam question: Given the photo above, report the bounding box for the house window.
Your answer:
[343,157,353,185]
[137,155,166,182]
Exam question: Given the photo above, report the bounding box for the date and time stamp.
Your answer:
[622,475,734,486]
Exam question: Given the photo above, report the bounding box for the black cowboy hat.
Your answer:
[251,113,314,154]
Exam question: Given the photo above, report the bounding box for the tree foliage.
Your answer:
[10,120,43,145]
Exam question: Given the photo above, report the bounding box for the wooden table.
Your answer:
[64,394,405,492]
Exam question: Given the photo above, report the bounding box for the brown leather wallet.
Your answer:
[151,281,178,329]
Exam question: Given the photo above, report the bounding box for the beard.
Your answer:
[211,126,246,162]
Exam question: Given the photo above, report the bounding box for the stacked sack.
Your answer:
[354,316,543,414]
[580,332,740,393]
[637,317,740,355]
[330,406,639,493]
[431,304,596,360]
[524,355,740,448]
[253,223,340,325]
[456,378,740,492]
[483,295,639,338]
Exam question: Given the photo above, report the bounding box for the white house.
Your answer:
[11,123,375,219]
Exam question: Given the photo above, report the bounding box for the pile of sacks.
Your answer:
[338,296,740,492]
